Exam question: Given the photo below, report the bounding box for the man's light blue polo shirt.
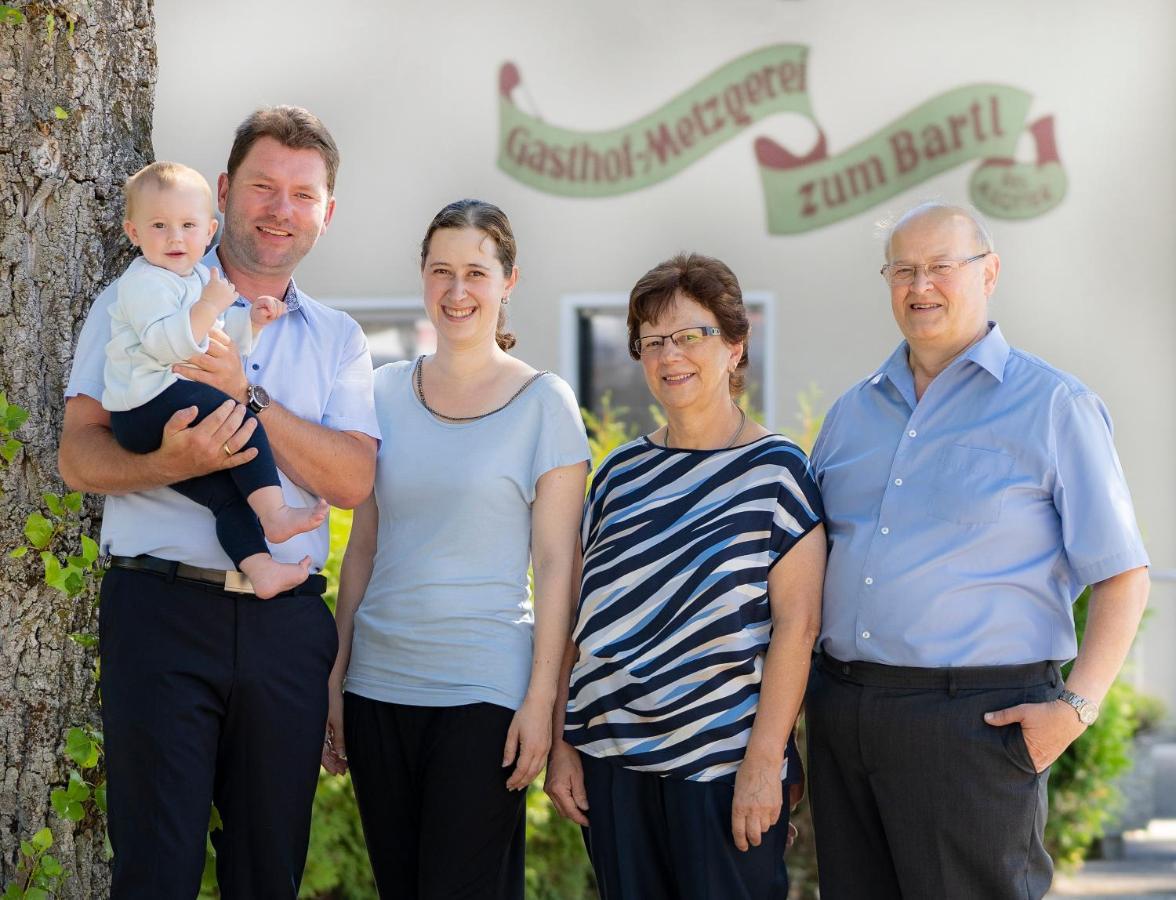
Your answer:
[811,323,1148,667]
[66,246,381,570]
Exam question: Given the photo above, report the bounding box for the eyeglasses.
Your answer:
[632,326,722,357]
[880,252,990,286]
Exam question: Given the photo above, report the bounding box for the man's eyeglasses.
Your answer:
[880,252,990,286]
[632,326,722,357]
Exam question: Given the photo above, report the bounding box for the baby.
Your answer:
[102,161,327,598]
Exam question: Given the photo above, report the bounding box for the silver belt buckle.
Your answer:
[223,571,255,594]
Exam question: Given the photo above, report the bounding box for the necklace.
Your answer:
[413,355,546,422]
[663,406,746,450]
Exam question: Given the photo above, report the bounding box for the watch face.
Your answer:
[250,385,271,408]
[1079,705,1099,725]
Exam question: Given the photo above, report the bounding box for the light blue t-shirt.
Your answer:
[345,360,591,710]
[811,322,1149,667]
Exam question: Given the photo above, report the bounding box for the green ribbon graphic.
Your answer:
[496,46,1067,232]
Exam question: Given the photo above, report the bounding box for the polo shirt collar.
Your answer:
[203,245,311,323]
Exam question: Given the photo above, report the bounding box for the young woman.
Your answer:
[322,200,589,898]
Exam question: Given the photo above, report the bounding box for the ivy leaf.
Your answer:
[43,492,63,517]
[80,534,99,564]
[94,780,107,813]
[24,513,54,549]
[31,827,53,852]
[42,552,68,592]
[63,491,83,513]
[53,105,68,120]
[68,632,98,648]
[0,438,20,462]
[65,727,99,768]
[9,545,28,558]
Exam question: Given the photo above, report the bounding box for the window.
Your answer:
[559,293,776,434]
[321,298,436,368]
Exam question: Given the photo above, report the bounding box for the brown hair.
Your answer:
[627,252,750,397]
[123,161,212,219]
[419,199,518,352]
[226,106,340,194]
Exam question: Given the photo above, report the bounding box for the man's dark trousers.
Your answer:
[99,566,338,898]
[806,652,1059,900]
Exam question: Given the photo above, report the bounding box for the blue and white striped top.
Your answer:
[565,433,824,782]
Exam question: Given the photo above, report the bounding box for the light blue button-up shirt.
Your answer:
[66,247,381,570]
[811,323,1148,667]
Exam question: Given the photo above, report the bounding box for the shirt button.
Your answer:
[864,577,874,585]
[894,478,903,486]
[862,631,871,639]
[908,429,917,438]
[880,527,889,535]
[251,363,260,370]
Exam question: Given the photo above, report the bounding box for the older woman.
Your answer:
[322,200,589,898]
[545,253,826,899]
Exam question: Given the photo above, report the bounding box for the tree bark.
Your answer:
[0,1,154,894]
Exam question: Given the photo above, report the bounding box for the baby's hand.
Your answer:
[202,268,237,312]
[250,294,286,329]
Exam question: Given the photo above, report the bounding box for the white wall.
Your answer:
[152,0,1176,719]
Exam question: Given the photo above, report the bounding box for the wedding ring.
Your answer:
[223,443,232,457]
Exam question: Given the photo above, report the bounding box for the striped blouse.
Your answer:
[564,433,824,782]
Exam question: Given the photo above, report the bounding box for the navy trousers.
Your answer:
[99,567,338,899]
[579,751,792,900]
[110,380,278,565]
[806,653,1058,900]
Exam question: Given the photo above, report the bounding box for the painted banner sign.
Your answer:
[497,45,1066,233]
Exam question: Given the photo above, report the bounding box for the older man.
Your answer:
[59,107,379,898]
[806,201,1149,900]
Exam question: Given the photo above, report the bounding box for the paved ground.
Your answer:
[1047,820,1176,899]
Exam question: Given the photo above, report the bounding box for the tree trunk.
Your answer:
[0,1,154,894]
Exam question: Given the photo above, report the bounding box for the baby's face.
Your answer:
[124,182,218,276]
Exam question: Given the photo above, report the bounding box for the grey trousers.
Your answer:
[806,653,1060,900]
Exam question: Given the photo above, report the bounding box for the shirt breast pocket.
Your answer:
[928,444,1015,525]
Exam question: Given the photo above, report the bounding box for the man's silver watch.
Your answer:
[246,384,271,415]
[1058,689,1099,726]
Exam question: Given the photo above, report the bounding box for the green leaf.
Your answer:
[9,544,28,558]
[63,491,83,513]
[42,492,63,517]
[20,839,35,857]
[3,404,28,431]
[45,12,52,40]
[209,803,223,832]
[65,770,90,802]
[40,854,62,876]
[81,534,98,564]
[26,888,49,900]
[0,437,20,462]
[94,780,107,813]
[42,553,68,592]
[31,826,53,852]
[3,881,24,900]
[51,787,71,818]
[53,105,68,120]
[65,727,99,768]
[68,631,98,648]
[0,6,24,26]
[24,513,53,549]
[63,568,85,596]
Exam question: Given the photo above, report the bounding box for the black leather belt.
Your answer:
[106,554,327,597]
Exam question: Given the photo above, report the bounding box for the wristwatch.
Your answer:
[246,384,271,415]
[1058,689,1100,726]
